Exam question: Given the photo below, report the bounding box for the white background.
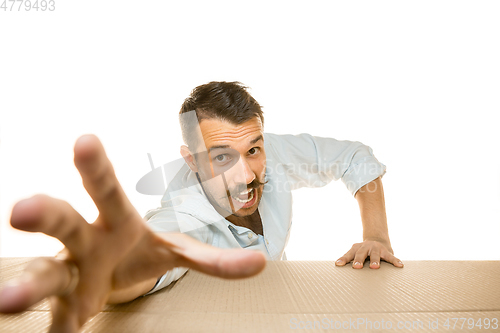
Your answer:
[1,1,499,260]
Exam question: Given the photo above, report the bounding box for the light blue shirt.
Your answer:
[144,132,386,294]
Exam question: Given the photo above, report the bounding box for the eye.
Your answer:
[248,147,260,155]
[214,154,229,163]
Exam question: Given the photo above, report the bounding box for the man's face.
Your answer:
[187,117,266,218]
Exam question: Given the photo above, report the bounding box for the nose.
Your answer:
[230,156,255,188]
[242,158,255,185]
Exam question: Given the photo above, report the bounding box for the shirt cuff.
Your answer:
[342,156,387,197]
[143,267,189,296]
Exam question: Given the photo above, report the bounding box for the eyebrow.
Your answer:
[208,134,263,153]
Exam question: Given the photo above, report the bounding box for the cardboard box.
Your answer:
[1,258,499,332]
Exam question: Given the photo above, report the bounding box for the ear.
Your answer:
[180,145,198,172]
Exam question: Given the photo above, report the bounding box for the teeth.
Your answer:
[232,189,254,204]
[238,189,252,196]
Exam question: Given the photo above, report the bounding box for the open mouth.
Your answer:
[230,188,257,209]
[232,188,255,203]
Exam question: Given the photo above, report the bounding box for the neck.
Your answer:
[226,209,263,235]
[225,209,258,225]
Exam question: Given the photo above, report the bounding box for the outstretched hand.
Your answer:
[0,134,266,332]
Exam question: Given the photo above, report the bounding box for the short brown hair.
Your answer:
[179,81,264,150]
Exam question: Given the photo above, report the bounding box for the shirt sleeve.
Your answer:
[265,133,387,196]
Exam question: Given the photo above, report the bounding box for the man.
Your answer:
[142,81,403,294]
[0,81,402,332]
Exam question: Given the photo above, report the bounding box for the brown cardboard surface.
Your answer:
[1,258,499,332]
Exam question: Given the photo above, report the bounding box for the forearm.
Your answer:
[354,177,393,253]
[107,277,158,304]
